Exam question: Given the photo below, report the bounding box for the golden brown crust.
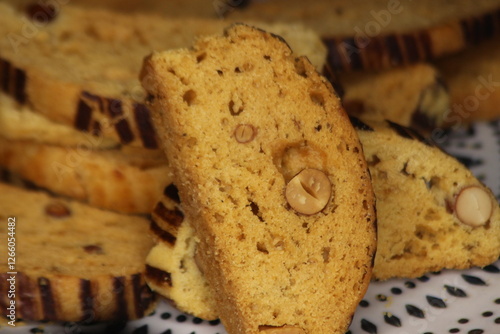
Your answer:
[353,118,500,280]
[0,137,171,214]
[143,24,376,334]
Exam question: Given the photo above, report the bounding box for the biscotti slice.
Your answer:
[226,0,500,71]
[142,24,377,334]
[0,182,155,322]
[0,2,325,148]
[352,117,500,280]
[435,39,500,125]
[0,93,117,148]
[340,63,450,133]
[0,137,171,214]
[145,187,219,320]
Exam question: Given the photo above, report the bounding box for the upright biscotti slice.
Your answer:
[142,24,377,334]
[0,182,155,322]
[352,117,500,280]
[0,137,170,214]
[226,0,500,71]
[0,2,325,148]
[435,39,500,125]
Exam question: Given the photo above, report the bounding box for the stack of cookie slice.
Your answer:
[0,0,330,325]
[1,1,499,333]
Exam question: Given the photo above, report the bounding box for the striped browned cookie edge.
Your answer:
[325,6,500,71]
[0,56,159,149]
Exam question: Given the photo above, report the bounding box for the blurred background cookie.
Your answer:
[353,118,500,280]
[0,182,156,322]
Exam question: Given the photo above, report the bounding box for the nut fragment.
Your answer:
[285,168,331,215]
[83,245,104,254]
[234,124,257,143]
[45,201,71,218]
[259,325,306,334]
[454,186,493,227]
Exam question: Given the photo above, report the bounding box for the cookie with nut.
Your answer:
[143,24,376,334]
[354,117,500,280]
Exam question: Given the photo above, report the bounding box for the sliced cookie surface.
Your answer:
[0,182,155,322]
[0,2,325,148]
[0,137,170,214]
[143,24,376,334]
[353,118,500,280]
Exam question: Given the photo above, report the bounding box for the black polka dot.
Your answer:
[418,275,430,282]
[445,285,468,297]
[449,328,460,333]
[482,311,493,317]
[193,317,204,324]
[405,304,425,318]
[426,295,447,308]
[383,312,401,327]
[160,312,172,320]
[360,319,378,334]
[376,294,387,302]
[495,298,500,304]
[494,317,500,324]
[209,319,221,326]
[462,274,487,286]
[482,264,500,273]
[458,318,469,324]
[405,281,416,288]
[468,330,484,334]
[176,315,188,322]
[391,287,403,295]
[359,299,370,307]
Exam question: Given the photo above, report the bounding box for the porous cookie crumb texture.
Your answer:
[226,0,500,71]
[0,183,156,322]
[0,2,326,149]
[143,24,376,334]
[0,137,171,214]
[352,117,500,280]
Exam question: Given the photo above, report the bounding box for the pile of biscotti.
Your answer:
[0,1,499,333]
